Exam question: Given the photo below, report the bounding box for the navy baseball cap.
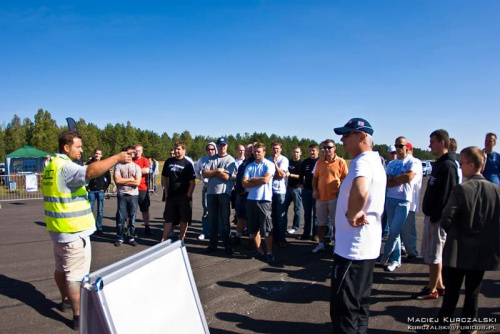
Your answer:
[334,118,374,136]
[216,137,228,145]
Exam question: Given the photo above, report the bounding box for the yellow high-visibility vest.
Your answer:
[42,156,94,233]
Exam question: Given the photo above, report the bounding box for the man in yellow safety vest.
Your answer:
[42,130,131,330]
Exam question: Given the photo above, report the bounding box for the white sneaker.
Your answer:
[198,234,205,240]
[287,228,297,234]
[312,243,325,254]
[384,262,401,272]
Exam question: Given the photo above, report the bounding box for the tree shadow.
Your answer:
[0,274,71,328]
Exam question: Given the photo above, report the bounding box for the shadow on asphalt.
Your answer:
[0,274,72,328]
[214,312,333,334]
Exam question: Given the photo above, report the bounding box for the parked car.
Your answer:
[422,161,432,176]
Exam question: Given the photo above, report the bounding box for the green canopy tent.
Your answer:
[5,146,52,175]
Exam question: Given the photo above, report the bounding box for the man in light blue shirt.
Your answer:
[243,142,276,263]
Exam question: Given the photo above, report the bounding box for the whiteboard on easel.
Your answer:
[80,240,209,334]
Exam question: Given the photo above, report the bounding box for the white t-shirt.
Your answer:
[409,155,423,212]
[334,151,386,260]
[267,155,289,194]
[386,155,416,202]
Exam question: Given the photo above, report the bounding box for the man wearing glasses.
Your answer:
[381,136,417,272]
[311,139,348,253]
[331,118,386,334]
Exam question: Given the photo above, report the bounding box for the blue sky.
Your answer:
[1,1,499,151]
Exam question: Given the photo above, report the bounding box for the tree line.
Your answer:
[0,109,435,162]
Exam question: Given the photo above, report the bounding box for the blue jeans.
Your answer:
[401,211,418,256]
[271,193,287,243]
[284,187,302,231]
[201,187,210,236]
[383,197,410,264]
[116,194,138,241]
[88,190,105,231]
[207,193,232,249]
[301,188,317,237]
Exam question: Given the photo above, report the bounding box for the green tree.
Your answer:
[30,109,59,153]
[0,123,5,161]
[5,114,27,153]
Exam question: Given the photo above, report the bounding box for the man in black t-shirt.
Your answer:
[299,144,320,240]
[160,141,196,243]
[285,146,303,235]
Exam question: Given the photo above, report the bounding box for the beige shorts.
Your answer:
[316,199,337,227]
[53,236,92,282]
[421,216,446,264]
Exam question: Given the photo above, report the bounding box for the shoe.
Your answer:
[58,299,71,312]
[248,251,264,259]
[312,243,325,253]
[266,254,275,263]
[406,254,417,262]
[225,247,234,255]
[311,235,319,242]
[72,315,80,331]
[114,240,123,247]
[411,287,439,300]
[287,228,297,234]
[384,262,401,272]
[233,236,241,245]
[129,239,138,247]
[401,246,407,255]
[145,226,154,236]
[204,247,217,253]
[437,287,445,296]
[198,234,205,240]
[94,230,103,236]
[299,234,310,240]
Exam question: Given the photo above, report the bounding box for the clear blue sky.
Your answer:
[1,1,499,151]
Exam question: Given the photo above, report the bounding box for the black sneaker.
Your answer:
[114,240,123,247]
[248,251,264,259]
[233,236,241,245]
[72,315,80,331]
[225,247,234,255]
[266,254,275,263]
[58,299,71,312]
[204,246,217,253]
[94,230,103,236]
[129,239,138,247]
[145,226,154,235]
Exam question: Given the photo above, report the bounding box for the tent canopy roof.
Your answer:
[6,146,51,158]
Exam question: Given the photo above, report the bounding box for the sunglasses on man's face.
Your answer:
[322,146,334,150]
[395,144,406,149]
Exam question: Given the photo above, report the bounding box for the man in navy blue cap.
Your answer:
[330,118,386,334]
[202,137,236,254]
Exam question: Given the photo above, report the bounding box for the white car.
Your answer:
[421,161,432,176]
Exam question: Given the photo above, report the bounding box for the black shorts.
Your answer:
[163,195,192,226]
[138,190,150,212]
[246,200,273,237]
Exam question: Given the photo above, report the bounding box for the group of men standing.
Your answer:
[42,124,499,333]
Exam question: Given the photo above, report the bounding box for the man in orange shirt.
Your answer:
[312,139,348,253]
[134,145,154,236]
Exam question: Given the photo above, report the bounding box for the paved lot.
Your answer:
[0,180,499,333]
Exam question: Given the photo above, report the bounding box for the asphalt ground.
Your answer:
[0,179,499,334]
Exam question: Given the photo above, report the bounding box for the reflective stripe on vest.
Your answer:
[42,156,95,233]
